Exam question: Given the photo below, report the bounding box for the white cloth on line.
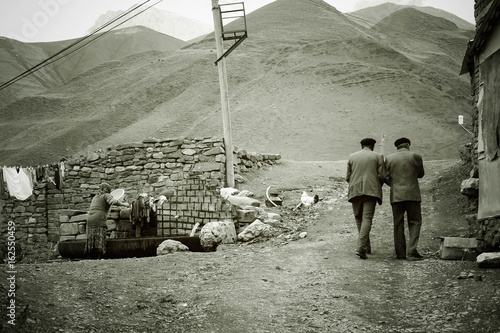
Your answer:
[2,167,33,200]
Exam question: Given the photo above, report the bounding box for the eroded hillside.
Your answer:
[0,0,474,165]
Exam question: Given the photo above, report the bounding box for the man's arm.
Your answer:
[416,155,425,178]
[384,159,391,186]
[346,159,352,183]
[377,154,386,186]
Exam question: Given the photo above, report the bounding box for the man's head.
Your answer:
[360,138,376,151]
[394,137,411,149]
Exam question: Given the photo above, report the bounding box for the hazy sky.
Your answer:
[0,0,475,43]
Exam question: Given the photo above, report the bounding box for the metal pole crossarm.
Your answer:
[214,32,247,65]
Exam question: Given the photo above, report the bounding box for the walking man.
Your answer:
[346,138,386,259]
[385,137,425,260]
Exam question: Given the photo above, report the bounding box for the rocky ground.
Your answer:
[1,159,499,333]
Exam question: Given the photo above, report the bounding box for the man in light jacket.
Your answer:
[346,138,386,259]
[385,137,425,260]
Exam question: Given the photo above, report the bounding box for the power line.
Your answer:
[0,0,158,93]
[343,12,439,45]
[39,0,163,70]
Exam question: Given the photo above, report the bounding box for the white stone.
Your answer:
[460,178,479,196]
[238,219,275,242]
[182,149,197,156]
[227,196,261,208]
[199,221,237,251]
[477,252,500,268]
[156,240,189,255]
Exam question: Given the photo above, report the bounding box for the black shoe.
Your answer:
[408,252,423,259]
[396,256,406,260]
[356,252,368,259]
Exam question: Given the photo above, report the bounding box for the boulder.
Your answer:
[238,219,275,242]
[156,240,189,255]
[461,178,479,197]
[227,196,261,208]
[199,221,237,252]
[477,252,500,268]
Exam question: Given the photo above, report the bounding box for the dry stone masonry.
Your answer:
[0,137,281,262]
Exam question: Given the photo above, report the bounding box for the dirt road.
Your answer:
[1,159,499,333]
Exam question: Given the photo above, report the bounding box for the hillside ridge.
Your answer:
[0,0,474,166]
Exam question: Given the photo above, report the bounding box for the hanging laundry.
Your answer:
[0,168,4,196]
[53,164,61,190]
[2,167,33,200]
[59,161,65,188]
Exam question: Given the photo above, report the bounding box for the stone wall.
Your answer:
[0,137,281,262]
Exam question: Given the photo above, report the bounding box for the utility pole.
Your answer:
[212,0,235,188]
[380,131,386,155]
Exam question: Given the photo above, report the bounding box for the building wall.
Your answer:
[468,0,500,249]
[0,137,281,262]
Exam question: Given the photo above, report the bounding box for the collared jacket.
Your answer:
[346,147,386,205]
[385,147,425,204]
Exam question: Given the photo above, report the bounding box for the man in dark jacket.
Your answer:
[346,138,386,259]
[385,137,425,260]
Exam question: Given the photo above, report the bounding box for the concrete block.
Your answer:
[60,222,79,236]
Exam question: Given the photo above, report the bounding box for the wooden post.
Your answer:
[380,131,386,155]
[212,0,235,188]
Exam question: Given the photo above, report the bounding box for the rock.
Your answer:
[156,240,189,255]
[69,214,88,223]
[227,196,261,208]
[263,219,281,227]
[234,174,245,183]
[237,190,254,197]
[199,221,237,251]
[159,188,175,197]
[299,232,308,238]
[77,222,86,234]
[220,187,239,199]
[106,220,117,231]
[460,178,479,197]
[266,212,282,221]
[238,219,275,242]
[119,208,131,219]
[237,209,257,223]
[477,252,500,268]
[60,223,79,236]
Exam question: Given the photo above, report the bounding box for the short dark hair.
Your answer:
[100,183,112,193]
[394,137,411,147]
[360,138,376,146]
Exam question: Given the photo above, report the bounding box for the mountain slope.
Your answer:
[88,7,213,42]
[0,26,187,109]
[0,0,474,165]
[347,2,475,30]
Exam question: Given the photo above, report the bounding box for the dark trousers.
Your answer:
[391,201,422,258]
[351,195,377,254]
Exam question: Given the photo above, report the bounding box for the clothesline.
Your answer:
[1,161,66,201]
[1,157,67,169]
